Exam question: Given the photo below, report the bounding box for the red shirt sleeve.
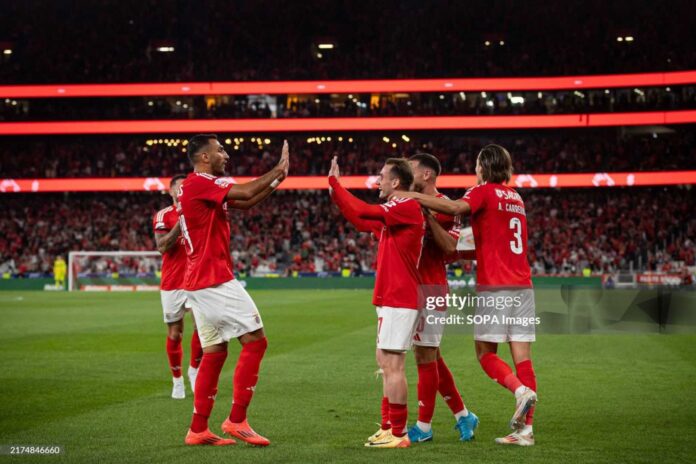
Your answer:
[377,197,423,226]
[189,174,234,204]
[461,184,486,214]
[153,210,170,234]
[329,176,383,235]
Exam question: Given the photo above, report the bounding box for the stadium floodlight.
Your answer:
[156,46,175,52]
[617,36,624,42]
[318,43,334,49]
[510,96,525,104]
[3,49,11,55]
[68,251,162,292]
[625,36,634,42]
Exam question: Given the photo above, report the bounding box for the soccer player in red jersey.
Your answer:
[153,174,203,399]
[405,154,479,443]
[178,134,289,446]
[328,156,425,448]
[400,145,538,446]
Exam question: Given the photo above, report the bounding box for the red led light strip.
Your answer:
[2,171,695,193]
[0,110,694,134]
[0,70,694,98]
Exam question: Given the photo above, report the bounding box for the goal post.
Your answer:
[68,251,162,292]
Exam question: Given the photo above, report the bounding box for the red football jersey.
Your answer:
[419,193,456,287]
[372,197,426,309]
[152,206,187,290]
[460,182,532,289]
[177,172,235,291]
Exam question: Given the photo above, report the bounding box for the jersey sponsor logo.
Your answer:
[495,188,522,202]
[214,178,230,188]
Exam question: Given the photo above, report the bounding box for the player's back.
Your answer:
[462,183,532,289]
[373,197,425,309]
[177,172,234,291]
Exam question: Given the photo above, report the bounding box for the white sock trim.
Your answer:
[416,421,432,433]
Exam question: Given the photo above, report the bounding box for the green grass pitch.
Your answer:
[1,289,695,463]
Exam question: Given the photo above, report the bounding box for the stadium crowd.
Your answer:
[1,188,693,278]
[1,0,694,84]
[1,131,694,180]
[2,86,695,122]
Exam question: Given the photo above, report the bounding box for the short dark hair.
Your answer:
[170,174,187,186]
[408,153,441,176]
[384,158,414,190]
[477,144,513,183]
[187,134,218,164]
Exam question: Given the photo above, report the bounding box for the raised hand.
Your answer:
[277,139,290,180]
[328,155,340,179]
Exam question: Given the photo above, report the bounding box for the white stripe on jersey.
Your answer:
[195,172,216,180]
[156,206,173,222]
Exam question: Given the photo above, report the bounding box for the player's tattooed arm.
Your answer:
[229,185,276,210]
[399,191,471,216]
[226,140,290,201]
[155,222,181,254]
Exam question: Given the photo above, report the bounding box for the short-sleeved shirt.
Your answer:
[177,172,235,291]
[153,205,187,290]
[460,183,532,289]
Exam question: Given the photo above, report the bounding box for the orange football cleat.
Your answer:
[185,428,237,446]
[221,418,270,446]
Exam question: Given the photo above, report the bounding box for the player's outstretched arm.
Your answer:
[229,185,276,210]
[155,222,181,254]
[328,156,383,232]
[226,140,290,201]
[399,191,471,216]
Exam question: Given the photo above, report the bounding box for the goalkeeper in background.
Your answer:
[53,256,66,289]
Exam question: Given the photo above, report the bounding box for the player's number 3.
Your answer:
[509,217,523,255]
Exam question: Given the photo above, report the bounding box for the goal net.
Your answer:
[68,251,162,292]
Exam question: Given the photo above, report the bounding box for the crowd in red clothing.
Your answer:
[1,188,693,278]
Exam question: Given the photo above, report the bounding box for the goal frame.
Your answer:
[67,250,160,291]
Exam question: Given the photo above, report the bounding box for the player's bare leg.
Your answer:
[221,328,270,446]
[367,349,410,448]
[367,364,392,443]
[166,320,185,399]
[185,341,236,446]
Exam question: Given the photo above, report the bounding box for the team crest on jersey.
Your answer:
[215,178,230,188]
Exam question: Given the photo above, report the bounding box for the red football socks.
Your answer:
[190,330,203,369]
[166,336,183,378]
[479,352,523,393]
[190,351,228,432]
[417,361,439,424]
[229,337,268,423]
[380,396,391,429]
[389,403,408,437]
[436,356,466,414]
[516,360,537,425]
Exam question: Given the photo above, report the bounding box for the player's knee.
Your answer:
[414,346,437,364]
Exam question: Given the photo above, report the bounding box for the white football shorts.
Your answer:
[186,279,263,348]
[375,306,420,351]
[160,289,193,323]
